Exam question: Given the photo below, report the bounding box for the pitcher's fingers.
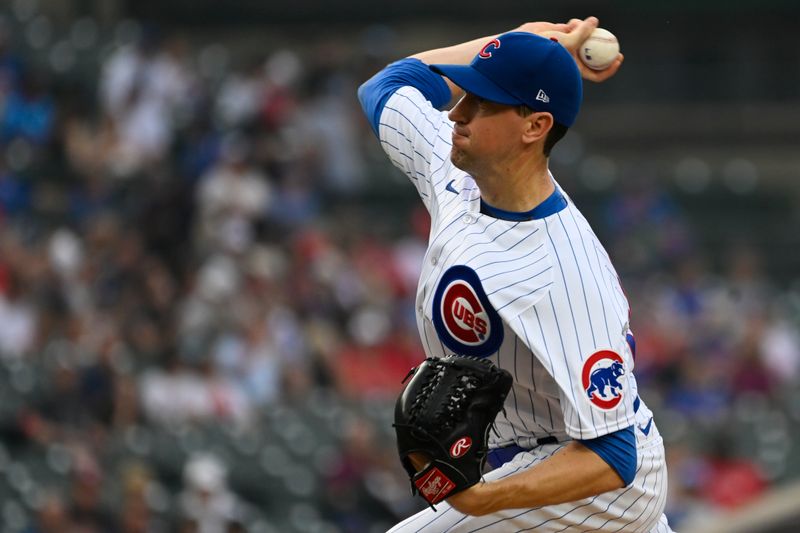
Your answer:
[570,16,600,41]
[582,53,624,83]
[566,18,583,30]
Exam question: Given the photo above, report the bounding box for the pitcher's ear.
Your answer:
[521,111,553,145]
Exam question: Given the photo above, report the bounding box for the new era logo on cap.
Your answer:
[536,89,550,103]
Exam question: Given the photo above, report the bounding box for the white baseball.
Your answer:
[579,28,619,71]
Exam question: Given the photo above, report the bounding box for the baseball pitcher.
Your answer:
[358,16,673,532]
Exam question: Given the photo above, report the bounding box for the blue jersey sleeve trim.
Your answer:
[357,58,451,136]
[578,426,637,486]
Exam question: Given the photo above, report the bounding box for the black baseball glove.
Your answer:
[393,355,513,509]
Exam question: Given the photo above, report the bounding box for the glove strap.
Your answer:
[412,464,457,509]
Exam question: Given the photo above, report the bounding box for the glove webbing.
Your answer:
[408,363,482,432]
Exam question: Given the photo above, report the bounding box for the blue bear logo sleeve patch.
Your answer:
[582,350,626,410]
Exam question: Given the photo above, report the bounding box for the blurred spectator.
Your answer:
[118,462,168,533]
[19,362,83,444]
[62,115,118,181]
[0,163,32,217]
[67,173,116,226]
[211,315,283,407]
[195,137,272,254]
[178,114,222,183]
[323,418,409,532]
[664,357,730,419]
[268,164,322,227]
[663,445,714,527]
[731,318,776,396]
[214,59,265,129]
[0,271,37,358]
[140,355,250,427]
[68,452,118,532]
[0,69,54,144]
[99,30,195,176]
[334,329,421,399]
[295,59,365,192]
[603,176,693,275]
[23,491,72,533]
[759,313,800,383]
[723,244,772,314]
[179,453,246,533]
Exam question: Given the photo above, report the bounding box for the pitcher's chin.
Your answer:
[450,148,468,170]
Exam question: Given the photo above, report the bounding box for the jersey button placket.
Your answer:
[462,214,474,224]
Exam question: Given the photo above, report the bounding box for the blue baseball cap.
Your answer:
[430,32,582,127]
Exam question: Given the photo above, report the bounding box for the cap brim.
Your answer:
[429,64,521,106]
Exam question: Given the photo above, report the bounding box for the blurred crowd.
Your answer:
[0,7,799,533]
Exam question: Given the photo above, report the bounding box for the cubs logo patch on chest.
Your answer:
[432,265,503,358]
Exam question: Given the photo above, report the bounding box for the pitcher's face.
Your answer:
[447,93,526,177]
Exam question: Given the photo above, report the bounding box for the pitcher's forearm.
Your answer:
[491,441,624,509]
[446,441,625,516]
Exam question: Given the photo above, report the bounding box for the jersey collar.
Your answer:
[479,186,568,221]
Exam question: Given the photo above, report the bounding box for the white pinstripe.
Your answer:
[378,87,672,532]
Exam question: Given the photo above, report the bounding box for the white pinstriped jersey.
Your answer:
[376,79,672,533]
[378,85,654,448]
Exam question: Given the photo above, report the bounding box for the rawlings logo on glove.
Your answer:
[450,437,472,458]
[393,355,513,509]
